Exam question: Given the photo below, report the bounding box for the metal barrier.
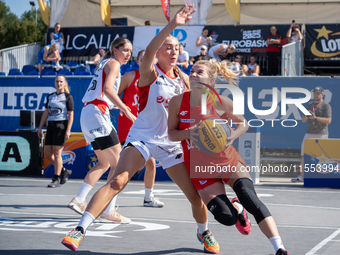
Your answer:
[0,42,41,75]
[281,40,304,76]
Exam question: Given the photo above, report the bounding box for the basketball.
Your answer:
[196,118,231,154]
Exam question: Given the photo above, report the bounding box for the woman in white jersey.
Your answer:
[62,5,220,254]
[67,37,136,225]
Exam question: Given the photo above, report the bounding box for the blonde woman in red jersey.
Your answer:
[168,59,290,255]
[118,50,164,208]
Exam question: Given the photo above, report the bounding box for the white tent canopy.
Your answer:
[59,0,340,27]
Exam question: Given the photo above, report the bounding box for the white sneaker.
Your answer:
[291,175,303,183]
[99,209,131,224]
[144,197,164,208]
[68,197,87,215]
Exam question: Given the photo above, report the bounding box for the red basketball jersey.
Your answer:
[178,91,245,183]
[118,70,140,143]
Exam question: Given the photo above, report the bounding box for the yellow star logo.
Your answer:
[314,26,333,40]
[91,156,97,162]
[317,155,328,163]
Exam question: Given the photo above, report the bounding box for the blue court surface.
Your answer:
[0,176,339,255]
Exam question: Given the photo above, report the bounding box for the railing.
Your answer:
[0,42,41,75]
[281,40,304,76]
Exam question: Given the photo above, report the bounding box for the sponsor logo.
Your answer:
[156,96,164,103]
[310,25,340,57]
[245,140,252,149]
[199,180,207,185]
[48,107,62,116]
[209,204,216,212]
[62,151,76,164]
[88,80,97,91]
[89,127,103,134]
[175,153,182,159]
[180,111,188,116]
[179,118,195,123]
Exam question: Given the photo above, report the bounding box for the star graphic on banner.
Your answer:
[316,155,328,163]
[314,26,333,40]
[91,156,97,162]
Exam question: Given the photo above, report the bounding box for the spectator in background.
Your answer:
[37,43,61,73]
[230,54,247,76]
[291,86,332,183]
[189,45,211,65]
[208,43,236,62]
[50,23,65,60]
[177,43,189,69]
[38,75,74,188]
[286,22,303,43]
[85,48,106,65]
[145,20,151,25]
[246,55,260,76]
[195,27,213,57]
[266,26,281,76]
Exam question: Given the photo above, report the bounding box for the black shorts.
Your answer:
[91,129,120,150]
[45,120,68,146]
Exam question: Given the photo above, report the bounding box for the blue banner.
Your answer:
[1,76,339,149]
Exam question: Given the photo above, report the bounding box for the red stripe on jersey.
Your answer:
[101,66,107,97]
[84,99,109,115]
[138,73,157,113]
[156,63,178,79]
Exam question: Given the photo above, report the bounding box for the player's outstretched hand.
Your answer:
[172,4,196,26]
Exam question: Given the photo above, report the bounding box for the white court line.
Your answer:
[306,228,340,254]
[0,211,339,231]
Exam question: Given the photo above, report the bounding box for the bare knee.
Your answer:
[108,174,129,192]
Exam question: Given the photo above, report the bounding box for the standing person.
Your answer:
[266,26,281,75]
[195,27,213,56]
[167,59,290,255]
[117,49,164,208]
[50,23,65,60]
[286,21,303,43]
[37,43,61,74]
[291,86,332,183]
[208,43,235,62]
[62,5,220,254]
[176,43,189,68]
[38,75,74,188]
[67,37,136,224]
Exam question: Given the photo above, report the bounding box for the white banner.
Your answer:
[132,26,204,57]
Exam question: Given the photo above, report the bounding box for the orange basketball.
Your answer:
[196,118,230,154]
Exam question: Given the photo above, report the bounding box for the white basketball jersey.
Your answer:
[127,64,186,146]
[82,58,121,109]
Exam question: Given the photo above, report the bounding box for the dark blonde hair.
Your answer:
[55,74,70,93]
[102,37,132,61]
[195,59,239,87]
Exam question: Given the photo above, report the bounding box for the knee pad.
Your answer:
[233,178,271,224]
[207,194,238,226]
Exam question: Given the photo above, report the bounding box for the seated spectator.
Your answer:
[85,48,106,65]
[286,21,303,43]
[50,23,65,60]
[246,55,260,76]
[37,43,61,73]
[176,43,189,69]
[189,45,211,65]
[230,55,248,76]
[208,43,236,62]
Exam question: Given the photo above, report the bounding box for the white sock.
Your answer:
[197,221,209,235]
[76,182,93,202]
[145,188,153,200]
[78,211,95,234]
[233,201,244,214]
[104,195,117,213]
[269,236,285,252]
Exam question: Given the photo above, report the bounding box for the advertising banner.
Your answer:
[47,26,135,57]
[305,24,340,58]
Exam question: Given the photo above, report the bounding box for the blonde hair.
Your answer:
[56,74,70,93]
[51,42,59,50]
[195,59,239,87]
[102,37,132,62]
[228,44,236,51]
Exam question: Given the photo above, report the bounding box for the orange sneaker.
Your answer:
[197,229,220,254]
[61,228,85,251]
